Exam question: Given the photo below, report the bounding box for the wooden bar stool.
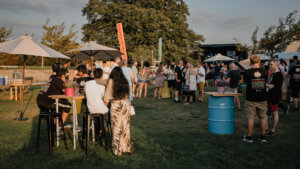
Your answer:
[82,112,108,156]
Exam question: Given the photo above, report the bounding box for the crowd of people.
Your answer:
[36,54,299,155]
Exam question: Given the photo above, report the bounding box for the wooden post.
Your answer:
[14,86,17,101]
[15,55,28,120]
[10,87,13,100]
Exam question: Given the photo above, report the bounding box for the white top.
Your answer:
[197,67,205,83]
[102,66,111,79]
[111,63,118,70]
[84,80,108,114]
[166,69,175,80]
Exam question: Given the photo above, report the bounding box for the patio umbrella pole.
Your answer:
[14,55,29,121]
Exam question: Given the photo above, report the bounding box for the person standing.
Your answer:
[266,60,283,136]
[111,56,121,70]
[104,67,133,156]
[241,55,268,143]
[224,63,241,109]
[197,62,205,102]
[138,62,151,98]
[120,60,136,102]
[184,63,197,104]
[131,60,139,97]
[62,60,71,80]
[174,60,184,103]
[288,55,298,102]
[101,61,111,80]
[167,65,176,98]
[154,64,165,99]
[288,60,300,110]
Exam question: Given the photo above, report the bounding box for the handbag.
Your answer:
[183,84,189,92]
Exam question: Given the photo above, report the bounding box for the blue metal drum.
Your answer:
[208,95,235,134]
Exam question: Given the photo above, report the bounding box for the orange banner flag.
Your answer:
[116,23,127,60]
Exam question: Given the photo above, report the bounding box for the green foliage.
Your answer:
[258,10,300,57]
[81,0,205,64]
[65,81,76,88]
[0,26,12,43]
[251,26,259,54]
[0,27,19,65]
[41,19,79,66]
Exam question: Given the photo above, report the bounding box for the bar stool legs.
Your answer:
[83,113,108,156]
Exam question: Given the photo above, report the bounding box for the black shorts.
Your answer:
[175,82,183,91]
[168,80,176,88]
[291,87,300,98]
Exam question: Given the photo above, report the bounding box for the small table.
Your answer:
[49,94,85,150]
[0,82,48,101]
[204,92,242,135]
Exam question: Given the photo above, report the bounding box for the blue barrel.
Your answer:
[208,95,235,134]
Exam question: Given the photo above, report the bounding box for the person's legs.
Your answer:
[271,111,279,132]
[258,101,268,136]
[138,83,144,98]
[158,87,162,99]
[245,101,256,137]
[144,83,148,98]
[62,112,69,124]
[175,90,179,101]
[154,87,158,98]
[293,98,298,109]
[247,119,255,136]
[235,96,241,109]
[132,84,136,97]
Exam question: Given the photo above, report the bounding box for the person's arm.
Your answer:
[198,69,205,77]
[104,79,113,104]
[130,70,137,84]
[175,72,180,82]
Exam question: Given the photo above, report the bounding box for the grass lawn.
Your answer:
[0,85,299,169]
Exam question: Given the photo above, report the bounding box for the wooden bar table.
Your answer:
[204,92,242,135]
[0,82,48,101]
[49,94,84,150]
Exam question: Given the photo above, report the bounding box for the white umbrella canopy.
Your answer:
[0,35,70,59]
[71,41,122,60]
[0,35,70,121]
[204,53,235,62]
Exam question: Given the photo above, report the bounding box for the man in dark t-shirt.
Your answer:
[174,60,184,103]
[266,60,283,136]
[224,63,241,109]
[241,55,268,143]
[288,60,300,110]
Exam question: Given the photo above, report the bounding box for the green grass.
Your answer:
[0,85,299,169]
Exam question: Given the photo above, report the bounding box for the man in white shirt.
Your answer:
[111,56,121,70]
[101,61,111,80]
[85,68,108,114]
[197,62,205,102]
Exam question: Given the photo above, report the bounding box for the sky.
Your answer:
[0,0,299,45]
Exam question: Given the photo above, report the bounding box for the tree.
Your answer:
[251,26,259,54]
[0,26,12,43]
[81,0,205,63]
[258,10,300,58]
[41,19,79,65]
[0,26,19,65]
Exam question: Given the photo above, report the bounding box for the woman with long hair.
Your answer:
[104,67,133,156]
[138,61,151,98]
[154,64,165,99]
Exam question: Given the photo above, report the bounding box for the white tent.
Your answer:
[204,53,235,62]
